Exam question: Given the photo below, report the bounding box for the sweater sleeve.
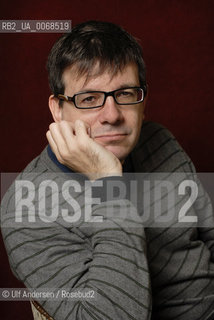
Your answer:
[1,173,151,320]
[136,122,214,320]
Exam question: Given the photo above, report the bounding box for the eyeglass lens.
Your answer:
[75,88,143,108]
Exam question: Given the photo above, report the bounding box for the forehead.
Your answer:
[62,62,140,92]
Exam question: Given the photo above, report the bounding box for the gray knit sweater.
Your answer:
[1,121,214,320]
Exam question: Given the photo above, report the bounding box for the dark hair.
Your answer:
[47,20,147,96]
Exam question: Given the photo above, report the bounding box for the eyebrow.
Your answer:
[78,83,140,92]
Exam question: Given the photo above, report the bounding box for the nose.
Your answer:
[98,96,124,125]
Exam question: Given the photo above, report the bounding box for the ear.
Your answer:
[144,83,149,107]
[49,95,62,122]
[142,84,149,114]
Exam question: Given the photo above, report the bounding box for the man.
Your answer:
[1,21,214,320]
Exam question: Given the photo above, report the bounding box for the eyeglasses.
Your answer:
[57,86,146,109]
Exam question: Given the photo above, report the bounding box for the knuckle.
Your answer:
[60,120,67,128]
[75,119,82,126]
[49,122,57,131]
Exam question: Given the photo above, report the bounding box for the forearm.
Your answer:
[75,199,151,319]
[1,188,151,320]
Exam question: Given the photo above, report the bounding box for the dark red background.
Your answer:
[0,0,213,318]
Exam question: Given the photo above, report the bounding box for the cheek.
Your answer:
[126,109,144,149]
[127,108,144,132]
[62,106,96,125]
[61,107,76,121]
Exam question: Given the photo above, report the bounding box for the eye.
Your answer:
[115,89,135,101]
[81,95,97,103]
[78,94,101,106]
[116,89,134,97]
[76,92,104,108]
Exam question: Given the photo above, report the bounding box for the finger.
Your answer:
[49,122,75,162]
[75,120,91,140]
[59,120,75,135]
[46,130,63,162]
[49,122,65,149]
[58,120,76,148]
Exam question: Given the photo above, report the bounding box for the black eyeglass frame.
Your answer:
[56,86,147,109]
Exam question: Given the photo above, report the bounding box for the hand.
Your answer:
[46,120,122,180]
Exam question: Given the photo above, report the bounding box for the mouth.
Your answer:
[94,133,128,142]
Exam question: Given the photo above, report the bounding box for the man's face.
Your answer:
[50,63,146,161]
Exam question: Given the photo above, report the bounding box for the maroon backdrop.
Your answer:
[0,0,214,318]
